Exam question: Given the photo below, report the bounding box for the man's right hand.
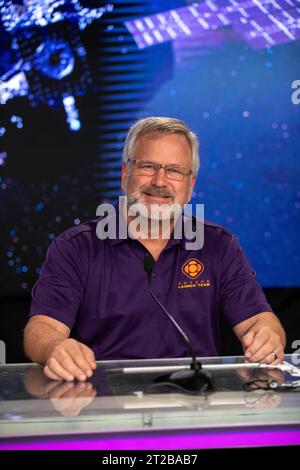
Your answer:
[44,338,96,382]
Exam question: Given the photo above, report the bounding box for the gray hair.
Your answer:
[122,117,200,175]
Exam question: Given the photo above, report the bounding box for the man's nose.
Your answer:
[151,167,168,186]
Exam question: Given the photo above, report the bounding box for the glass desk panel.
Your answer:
[0,355,300,447]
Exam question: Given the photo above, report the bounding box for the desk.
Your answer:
[0,356,299,450]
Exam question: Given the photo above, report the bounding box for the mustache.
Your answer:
[141,186,175,199]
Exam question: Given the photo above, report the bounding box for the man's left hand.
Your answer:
[234,312,286,364]
[242,323,284,364]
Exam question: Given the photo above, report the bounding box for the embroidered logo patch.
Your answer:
[182,258,204,280]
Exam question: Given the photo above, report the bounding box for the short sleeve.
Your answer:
[29,237,85,329]
[220,235,273,328]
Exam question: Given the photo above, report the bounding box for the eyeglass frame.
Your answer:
[127,158,193,181]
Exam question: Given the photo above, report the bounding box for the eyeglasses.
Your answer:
[128,159,193,181]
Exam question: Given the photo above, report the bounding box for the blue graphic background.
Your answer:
[140,41,300,286]
[0,0,299,290]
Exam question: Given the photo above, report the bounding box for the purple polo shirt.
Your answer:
[29,208,272,360]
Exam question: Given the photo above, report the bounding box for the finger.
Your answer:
[53,350,89,381]
[59,353,90,381]
[249,344,284,363]
[242,330,255,350]
[71,347,94,378]
[261,352,278,365]
[59,382,92,399]
[244,331,270,359]
[80,387,97,398]
[261,350,284,365]
[46,357,76,381]
[81,344,97,370]
[44,380,65,395]
[77,381,94,394]
[50,341,90,380]
[44,363,70,381]
[246,342,275,363]
[58,342,94,379]
[76,383,96,398]
[49,381,75,399]
[273,349,285,364]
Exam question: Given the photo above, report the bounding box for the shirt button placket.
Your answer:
[151,270,162,297]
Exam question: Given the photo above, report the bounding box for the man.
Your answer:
[24,117,286,382]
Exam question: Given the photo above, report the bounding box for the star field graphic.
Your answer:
[0,0,299,293]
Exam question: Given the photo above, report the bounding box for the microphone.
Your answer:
[144,252,213,393]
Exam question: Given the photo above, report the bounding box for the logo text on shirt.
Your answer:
[178,279,210,289]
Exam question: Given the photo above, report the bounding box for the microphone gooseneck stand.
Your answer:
[144,252,214,394]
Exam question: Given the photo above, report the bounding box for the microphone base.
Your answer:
[153,367,214,394]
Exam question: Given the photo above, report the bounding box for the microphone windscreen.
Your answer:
[144,253,155,273]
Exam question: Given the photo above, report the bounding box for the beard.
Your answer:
[126,185,182,222]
